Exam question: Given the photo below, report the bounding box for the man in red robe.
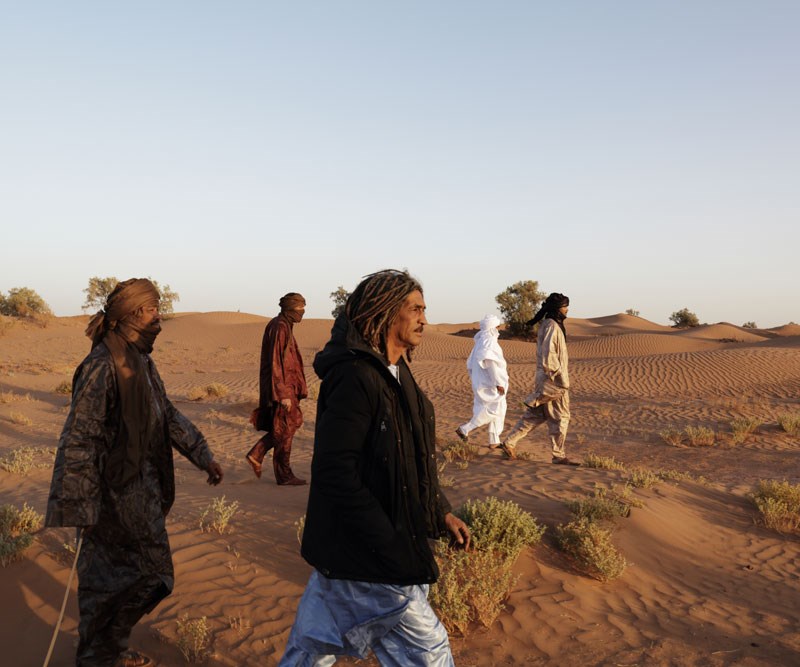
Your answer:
[246,292,309,485]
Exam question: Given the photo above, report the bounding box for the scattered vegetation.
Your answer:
[198,496,240,534]
[0,503,43,567]
[176,614,212,663]
[7,411,33,427]
[0,446,55,474]
[441,439,479,463]
[669,307,700,328]
[495,280,547,337]
[626,467,661,489]
[189,383,229,401]
[329,285,351,318]
[730,416,763,444]
[742,321,758,329]
[750,480,800,534]
[583,452,627,471]
[54,379,72,395]
[625,308,640,317]
[567,485,639,522]
[0,391,32,404]
[778,412,800,436]
[555,518,626,581]
[684,425,715,447]
[430,497,544,635]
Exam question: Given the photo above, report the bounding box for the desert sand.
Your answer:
[1,312,798,666]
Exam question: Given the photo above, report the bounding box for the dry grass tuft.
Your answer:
[441,439,480,463]
[54,379,72,395]
[189,383,229,401]
[659,427,684,447]
[7,411,33,427]
[198,496,239,534]
[777,412,800,436]
[567,484,640,522]
[730,416,764,444]
[0,446,56,475]
[583,452,627,471]
[176,614,212,663]
[684,425,715,447]
[0,391,32,404]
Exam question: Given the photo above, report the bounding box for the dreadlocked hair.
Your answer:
[345,269,423,359]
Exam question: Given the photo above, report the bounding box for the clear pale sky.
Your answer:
[1,2,797,327]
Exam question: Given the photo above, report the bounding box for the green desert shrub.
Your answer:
[0,287,53,320]
[176,614,211,663]
[0,503,43,567]
[583,452,627,471]
[455,496,545,559]
[684,425,715,447]
[555,518,626,581]
[730,416,763,444]
[495,280,547,337]
[777,413,800,437]
[750,480,800,534]
[430,497,543,634]
[198,496,239,534]
[669,307,700,328]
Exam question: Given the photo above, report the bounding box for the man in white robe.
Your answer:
[455,314,509,447]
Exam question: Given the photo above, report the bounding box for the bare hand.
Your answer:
[206,460,224,485]
[444,512,471,550]
[497,386,505,395]
[280,398,293,410]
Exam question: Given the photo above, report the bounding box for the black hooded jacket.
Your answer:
[300,314,452,585]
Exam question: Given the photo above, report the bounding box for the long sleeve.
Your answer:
[45,354,115,527]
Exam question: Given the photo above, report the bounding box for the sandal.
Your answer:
[498,443,516,460]
[115,650,153,667]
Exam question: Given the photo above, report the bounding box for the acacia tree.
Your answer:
[495,280,546,337]
[83,276,180,315]
[0,287,53,318]
[625,308,640,317]
[742,321,757,329]
[329,285,350,318]
[669,307,700,328]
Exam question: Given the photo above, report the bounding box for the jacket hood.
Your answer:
[313,313,388,380]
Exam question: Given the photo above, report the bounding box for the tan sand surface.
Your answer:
[1,313,798,666]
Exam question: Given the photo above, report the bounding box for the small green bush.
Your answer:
[430,497,543,635]
[198,496,239,534]
[455,496,545,559]
[750,480,800,534]
[176,614,211,663]
[0,503,43,567]
[777,413,800,437]
[0,287,53,319]
[555,518,626,581]
[684,425,715,447]
[583,452,627,471]
[730,416,763,444]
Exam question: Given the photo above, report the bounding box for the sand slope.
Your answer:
[1,313,799,666]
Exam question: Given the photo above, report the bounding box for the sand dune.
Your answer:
[2,312,799,666]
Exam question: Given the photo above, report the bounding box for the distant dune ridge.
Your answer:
[1,312,799,666]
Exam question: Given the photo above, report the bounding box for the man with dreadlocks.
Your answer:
[499,292,580,465]
[45,278,224,667]
[279,269,470,666]
[245,292,308,485]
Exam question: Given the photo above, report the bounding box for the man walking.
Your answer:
[499,292,580,465]
[246,292,308,485]
[455,314,509,448]
[280,269,470,666]
[45,278,224,667]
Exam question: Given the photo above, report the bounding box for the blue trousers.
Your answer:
[279,570,454,666]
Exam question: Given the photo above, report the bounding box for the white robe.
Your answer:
[459,315,509,444]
